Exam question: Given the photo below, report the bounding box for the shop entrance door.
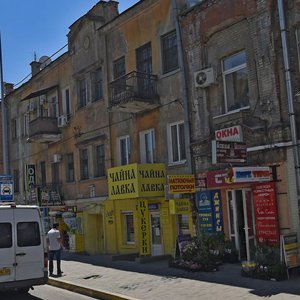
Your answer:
[227,189,256,261]
[150,213,163,256]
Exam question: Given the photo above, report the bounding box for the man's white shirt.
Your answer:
[47,228,61,250]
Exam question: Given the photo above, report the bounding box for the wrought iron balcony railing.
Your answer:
[109,71,159,113]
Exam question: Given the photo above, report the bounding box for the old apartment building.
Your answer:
[3,0,300,260]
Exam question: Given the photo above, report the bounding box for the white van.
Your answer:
[0,204,48,293]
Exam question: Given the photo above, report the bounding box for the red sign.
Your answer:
[253,182,279,245]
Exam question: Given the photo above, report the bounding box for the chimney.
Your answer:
[4,82,14,96]
[30,61,42,76]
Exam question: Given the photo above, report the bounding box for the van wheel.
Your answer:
[17,288,29,294]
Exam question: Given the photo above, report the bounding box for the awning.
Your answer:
[21,85,58,101]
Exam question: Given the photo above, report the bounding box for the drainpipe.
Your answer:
[171,0,193,174]
[0,33,9,174]
[278,0,300,222]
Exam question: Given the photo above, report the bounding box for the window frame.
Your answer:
[161,30,179,74]
[94,144,106,178]
[91,68,103,102]
[78,78,87,108]
[62,86,71,119]
[123,212,135,244]
[118,135,130,166]
[139,128,156,164]
[167,121,186,165]
[222,51,249,113]
[65,153,75,183]
[80,148,89,180]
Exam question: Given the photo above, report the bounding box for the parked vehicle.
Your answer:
[0,204,48,293]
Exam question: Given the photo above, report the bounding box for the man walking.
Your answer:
[46,222,63,277]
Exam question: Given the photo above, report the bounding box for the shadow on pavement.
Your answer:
[61,252,300,298]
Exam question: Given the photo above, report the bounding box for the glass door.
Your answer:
[227,189,256,261]
[150,213,163,256]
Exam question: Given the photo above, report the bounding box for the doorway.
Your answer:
[150,212,163,256]
[227,189,256,261]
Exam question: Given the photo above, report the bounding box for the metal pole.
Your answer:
[0,33,9,174]
[277,1,300,217]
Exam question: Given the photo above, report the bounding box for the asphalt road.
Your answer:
[0,285,98,300]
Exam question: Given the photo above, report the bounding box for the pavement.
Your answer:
[47,251,300,300]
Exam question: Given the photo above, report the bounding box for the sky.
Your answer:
[0,0,139,87]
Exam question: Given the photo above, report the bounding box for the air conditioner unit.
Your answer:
[53,153,61,163]
[194,67,215,88]
[57,115,68,128]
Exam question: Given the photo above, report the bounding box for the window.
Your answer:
[48,96,58,117]
[0,223,12,248]
[13,169,19,193]
[94,144,105,177]
[118,135,130,165]
[113,56,126,79]
[40,161,46,186]
[136,43,153,94]
[177,214,190,235]
[140,129,156,163]
[92,69,103,101]
[23,114,29,136]
[62,87,71,119]
[123,213,135,244]
[162,30,178,73]
[12,119,17,139]
[66,153,75,182]
[222,51,249,112]
[80,148,89,180]
[78,78,87,108]
[17,222,41,247]
[168,121,186,164]
[52,163,60,188]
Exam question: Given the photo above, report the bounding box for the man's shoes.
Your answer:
[49,273,54,277]
[57,272,63,277]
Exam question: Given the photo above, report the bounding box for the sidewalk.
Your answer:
[47,252,300,300]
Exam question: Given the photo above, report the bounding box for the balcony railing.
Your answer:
[109,71,160,113]
[28,117,61,143]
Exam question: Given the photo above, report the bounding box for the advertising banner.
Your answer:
[138,199,150,256]
[168,175,195,194]
[0,175,14,202]
[281,233,300,269]
[169,199,190,215]
[108,163,166,200]
[253,182,279,245]
[195,190,223,234]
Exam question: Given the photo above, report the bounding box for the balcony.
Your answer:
[109,71,160,113]
[28,117,61,143]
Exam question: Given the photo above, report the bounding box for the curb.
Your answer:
[48,278,139,300]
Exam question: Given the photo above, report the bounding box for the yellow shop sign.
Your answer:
[169,199,191,215]
[108,163,166,200]
[168,175,195,194]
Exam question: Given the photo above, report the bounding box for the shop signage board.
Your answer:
[195,190,223,233]
[26,164,36,191]
[281,233,300,270]
[253,182,279,245]
[0,175,14,202]
[138,199,150,256]
[212,140,247,164]
[108,163,166,200]
[215,125,243,142]
[169,199,190,215]
[206,167,271,188]
[168,175,195,194]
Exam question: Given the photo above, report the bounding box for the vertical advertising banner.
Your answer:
[138,199,150,256]
[195,190,223,234]
[195,191,214,233]
[26,164,36,191]
[253,182,279,245]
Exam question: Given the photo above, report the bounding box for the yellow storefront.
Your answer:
[105,163,194,257]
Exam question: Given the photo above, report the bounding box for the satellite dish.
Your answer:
[39,56,51,69]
